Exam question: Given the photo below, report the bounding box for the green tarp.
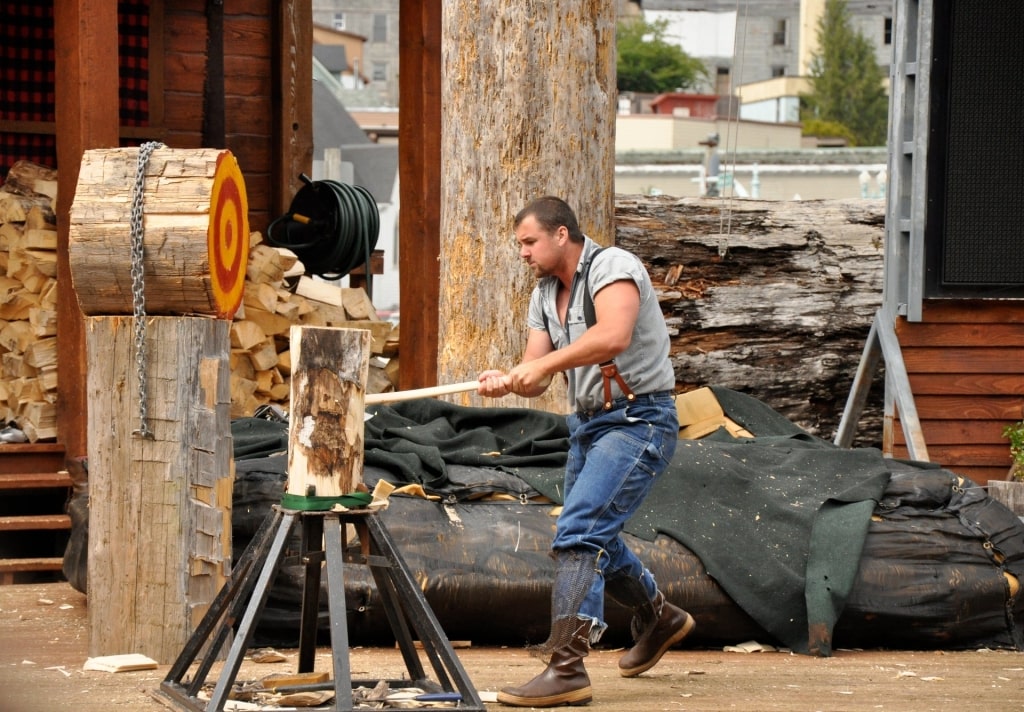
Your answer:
[363,387,891,654]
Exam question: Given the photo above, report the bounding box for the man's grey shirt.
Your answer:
[527,236,675,413]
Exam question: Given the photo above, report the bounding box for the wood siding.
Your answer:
[891,301,1024,483]
[158,0,312,234]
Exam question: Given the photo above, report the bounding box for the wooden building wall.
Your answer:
[1,0,314,457]
[2,0,311,233]
[891,301,1024,483]
[154,0,312,233]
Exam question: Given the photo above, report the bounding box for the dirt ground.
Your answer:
[1,582,1023,712]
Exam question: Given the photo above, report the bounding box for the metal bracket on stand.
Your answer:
[157,505,485,711]
[835,307,930,461]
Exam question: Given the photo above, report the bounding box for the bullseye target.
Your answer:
[208,151,249,319]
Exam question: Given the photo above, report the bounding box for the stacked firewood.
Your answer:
[0,161,399,439]
[230,235,399,418]
[0,162,59,441]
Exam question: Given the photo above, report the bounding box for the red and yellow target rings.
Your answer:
[208,151,249,319]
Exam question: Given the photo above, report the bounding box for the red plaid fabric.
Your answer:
[118,0,150,127]
[1,0,150,184]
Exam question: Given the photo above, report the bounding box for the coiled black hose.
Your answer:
[265,174,380,292]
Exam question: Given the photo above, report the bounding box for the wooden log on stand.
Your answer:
[287,326,371,498]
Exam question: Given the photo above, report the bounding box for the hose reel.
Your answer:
[266,174,380,289]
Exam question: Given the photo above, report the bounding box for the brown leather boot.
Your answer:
[497,619,593,707]
[618,591,695,678]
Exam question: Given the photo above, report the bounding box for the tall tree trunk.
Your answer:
[439,1,617,413]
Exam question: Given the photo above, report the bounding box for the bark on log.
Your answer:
[69,147,249,318]
[2,160,58,201]
[615,195,886,445]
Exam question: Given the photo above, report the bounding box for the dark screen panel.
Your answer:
[928,1,1024,295]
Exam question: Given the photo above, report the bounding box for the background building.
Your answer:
[641,0,892,123]
[312,0,400,107]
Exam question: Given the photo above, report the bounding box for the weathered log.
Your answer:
[438,0,617,414]
[86,316,232,663]
[69,147,249,318]
[286,326,370,498]
[615,195,886,445]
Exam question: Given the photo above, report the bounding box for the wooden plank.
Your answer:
[148,0,166,129]
[911,395,1024,420]
[892,418,1013,445]
[918,300,1024,324]
[907,373,1024,396]
[0,557,63,573]
[287,326,370,498]
[53,0,122,462]
[0,443,66,475]
[901,347,1024,373]
[398,0,442,391]
[0,514,71,531]
[896,322,1024,347]
[901,444,1013,468]
[0,472,72,489]
[87,316,232,664]
[274,1,314,218]
[887,449,1008,482]
[953,466,1011,483]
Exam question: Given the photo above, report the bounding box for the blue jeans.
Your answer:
[552,392,678,638]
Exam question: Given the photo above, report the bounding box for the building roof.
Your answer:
[312,64,397,204]
[313,44,348,74]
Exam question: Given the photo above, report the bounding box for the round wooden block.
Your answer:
[69,147,250,319]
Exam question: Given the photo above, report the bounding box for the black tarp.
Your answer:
[360,390,893,654]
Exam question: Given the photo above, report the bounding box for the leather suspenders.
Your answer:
[547,247,637,411]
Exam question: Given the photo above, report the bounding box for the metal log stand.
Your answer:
[159,326,483,711]
[158,503,485,711]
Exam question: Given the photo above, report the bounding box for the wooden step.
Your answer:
[0,514,71,531]
[0,443,65,475]
[0,444,72,584]
[0,557,64,573]
[0,557,64,584]
[0,471,72,490]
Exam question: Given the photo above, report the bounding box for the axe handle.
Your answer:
[365,380,481,405]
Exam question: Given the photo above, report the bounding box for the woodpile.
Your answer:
[0,162,59,442]
[229,235,399,419]
[0,161,399,440]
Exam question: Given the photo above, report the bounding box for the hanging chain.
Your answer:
[129,141,165,439]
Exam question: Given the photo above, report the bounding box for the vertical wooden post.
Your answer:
[287,326,371,498]
[54,0,121,460]
[86,317,233,664]
[273,1,314,216]
[398,0,442,392]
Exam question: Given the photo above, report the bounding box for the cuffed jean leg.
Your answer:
[552,396,678,631]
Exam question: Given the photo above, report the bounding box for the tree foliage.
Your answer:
[617,18,708,94]
[801,0,889,146]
